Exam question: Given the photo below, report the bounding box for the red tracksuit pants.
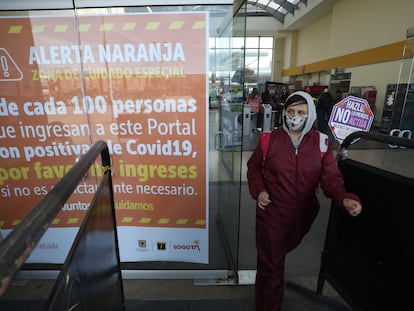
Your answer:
[255,205,304,311]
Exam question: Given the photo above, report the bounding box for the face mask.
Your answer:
[285,115,306,132]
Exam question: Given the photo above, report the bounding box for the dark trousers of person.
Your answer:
[256,244,286,311]
[273,109,282,127]
[317,110,328,132]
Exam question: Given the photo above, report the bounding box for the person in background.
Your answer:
[247,87,262,129]
[247,91,362,311]
[262,83,283,127]
[317,88,334,133]
[280,85,289,103]
[335,89,343,103]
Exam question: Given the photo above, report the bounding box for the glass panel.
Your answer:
[260,36,274,49]
[396,36,414,131]
[267,2,281,11]
[243,37,274,86]
[345,34,414,178]
[0,3,241,276]
[342,34,414,178]
[232,37,245,49]
[217,36,231,49]
[245,48,259,85]
[345,148,414,179]
[209,37,216,49]
[245,37,259,48]
[0,9,98,264]
[215,2,247,278]
[258,48,273,82]
[257,0,270,6]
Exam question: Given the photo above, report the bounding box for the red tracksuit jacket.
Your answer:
[247,127,359,250]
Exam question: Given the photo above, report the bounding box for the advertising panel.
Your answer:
[0,12,209,263]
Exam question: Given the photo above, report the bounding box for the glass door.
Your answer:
[0,1,251,282]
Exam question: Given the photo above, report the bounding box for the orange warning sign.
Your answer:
[0,13,208,232]
[0,48,23,81]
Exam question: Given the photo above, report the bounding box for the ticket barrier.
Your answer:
[243,104,251,136]
[262,104,273,131]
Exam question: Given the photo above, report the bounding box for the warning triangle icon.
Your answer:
[0,48,23,81]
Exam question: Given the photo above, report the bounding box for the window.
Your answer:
[245,36,274,85]
[209,36,274,87]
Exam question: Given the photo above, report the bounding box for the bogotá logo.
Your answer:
[157,242,166,250]
[173,240,200,251]
[0,48,23,81]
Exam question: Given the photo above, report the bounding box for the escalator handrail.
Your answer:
[337,130,414,161]
[0,140,110,296]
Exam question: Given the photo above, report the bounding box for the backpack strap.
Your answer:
[260,130,328,176]
[260,130,272,176]
[319,132,328,158]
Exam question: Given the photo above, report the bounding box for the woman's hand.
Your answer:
[343,198,362,216]
[257,191,272,210]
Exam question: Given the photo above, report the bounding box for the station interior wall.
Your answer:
[250,0,414,125]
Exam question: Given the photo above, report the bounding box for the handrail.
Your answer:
[337,131,414,161]
[0,140,111,296]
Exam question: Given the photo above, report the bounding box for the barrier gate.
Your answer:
[316,131,414,311]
